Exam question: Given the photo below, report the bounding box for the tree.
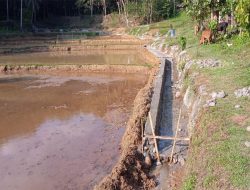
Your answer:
[20,0,23,31]
[6,0,9,21]
[26,0,42,24]
[185,0,211,25]
[76,0,94,17]
[235,0,250,34]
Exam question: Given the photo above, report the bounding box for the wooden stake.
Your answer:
[148,111,161,163]
[170,108,182,162]
[141,118,144,153]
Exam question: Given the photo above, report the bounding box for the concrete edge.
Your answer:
[144,58,171,135]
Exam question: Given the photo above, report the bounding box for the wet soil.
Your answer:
[0,72,147,190]
[95,67,158,190]
[0,50,145,66]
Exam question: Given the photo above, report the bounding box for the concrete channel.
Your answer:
[143,47,188,161]
[144,47,174,157]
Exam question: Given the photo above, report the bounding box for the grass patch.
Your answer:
[182,173,197,190]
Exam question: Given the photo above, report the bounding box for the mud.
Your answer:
[0,35,161,190]
[0,72,147,190]
[0,50,145,66]
[95,67,158,190]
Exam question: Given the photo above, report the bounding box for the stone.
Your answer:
[234,87,250,98]
[183,87,193,108]
[245,141,250,148]
[199,85,207,96]
[178,156,185,166]
[204,99,216,107]
[145,155,152,167]
[217,91,226,98]
[210,91,226,99]
[196,59,221,68]
[235,104,241,109]
[211,92,218,99]
[208,101,216,107]
[173,156,178,164]
[247,126,250,132]
[175,91,181,98]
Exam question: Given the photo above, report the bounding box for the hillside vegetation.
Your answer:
[129,12,250,190]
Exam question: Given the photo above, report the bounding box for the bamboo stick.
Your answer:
[141,118,144,153]
[170,108,182,162]
[145,135,189,141]
[148,111,161,164]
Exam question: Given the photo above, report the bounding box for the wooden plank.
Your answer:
[148,111,161,163]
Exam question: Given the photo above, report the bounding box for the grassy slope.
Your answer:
[129,13,250,190]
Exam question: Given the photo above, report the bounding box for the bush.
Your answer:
[179,36,187,50]
[208,20,217,33]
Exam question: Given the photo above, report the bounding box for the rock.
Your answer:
[210,90,226,99]
[211,92,218,99]
[145,155,152,167]
[204,99,216,107]
[178,156,185,166]
[184,87,194,108]
[196,59,221,68]
[217,91,226,98]
[178,50,188,62]
[173,156,178,164]
[178,128,182,132]
[235,104,241,109]
[199,85,207,96]
[208,101,216,107]
[175,91,181,98]
[247,126,250,132]
[234,87,250,98]
[245,141,250,148]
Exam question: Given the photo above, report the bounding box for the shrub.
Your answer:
[179,36,187,50]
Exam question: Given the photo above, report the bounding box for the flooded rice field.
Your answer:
[0,50,145,66]
[0,70,147,190]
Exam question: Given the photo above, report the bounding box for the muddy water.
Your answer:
[0,50,145,66]
[0,72,147,190]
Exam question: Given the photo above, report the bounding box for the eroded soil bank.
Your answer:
[0,72,147,190]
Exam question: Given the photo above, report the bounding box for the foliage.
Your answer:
[185,0,211,24]
[179,36,187,50]
[235,0,250,35]
[208,19,217,33]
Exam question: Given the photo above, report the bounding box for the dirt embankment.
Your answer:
[0,35,149,55]
[0,64,151,74]
[95,67,158,190]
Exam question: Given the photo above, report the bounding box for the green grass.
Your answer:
[128,12,250,190]
[182,173,197,190]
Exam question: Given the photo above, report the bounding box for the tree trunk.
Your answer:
[31,0,34,24]
[149,0,153,24]
[103,0,106,17]
[121,0,128,27]
[6,0,9,21]
[173,0,176,16]
[90,0,93,17]
[117,1,121,15]
[20,0,23,31]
